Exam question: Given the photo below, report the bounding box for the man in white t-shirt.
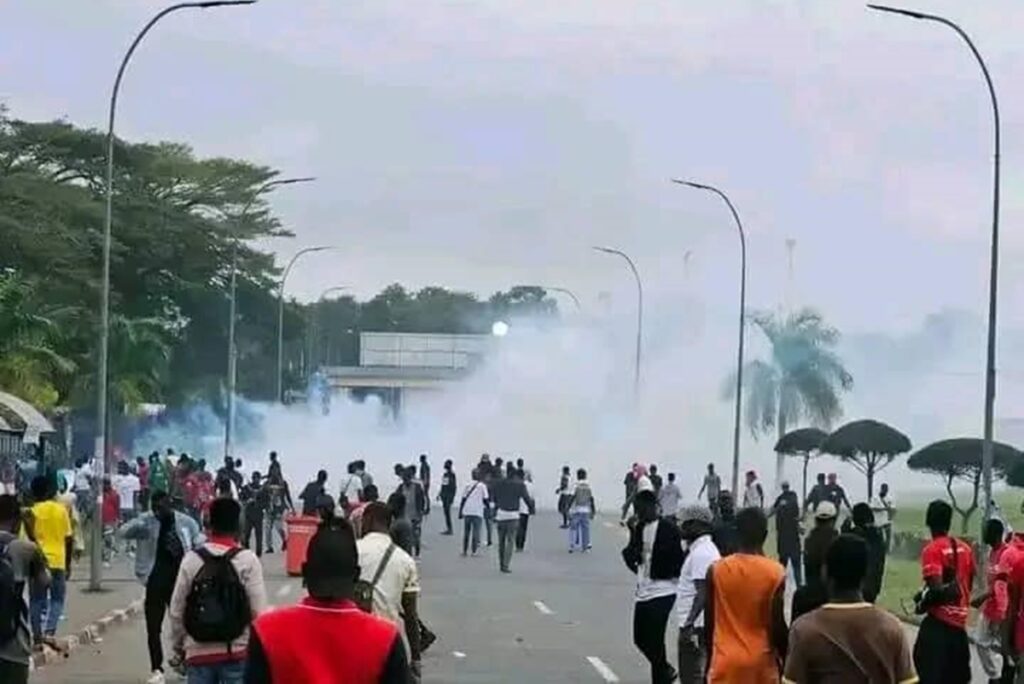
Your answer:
[338,462,363,512]
[742,470,764,510]
[677,504,720,684]
[112,464,140,522]
[870,482,894,551]
[458,469,489,556]
[356,502,422,678]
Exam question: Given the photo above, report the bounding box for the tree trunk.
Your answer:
[866,453,875,500]
[802,454,809,505]
[774,406,787,496]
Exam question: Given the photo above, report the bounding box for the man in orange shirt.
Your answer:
[706,506,787,683]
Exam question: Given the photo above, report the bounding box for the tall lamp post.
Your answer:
[311,285,350,369]
[593,247,643,396]
[671,179,748,498]
[93,0,254,592]
[277,246,334,402]
[225,176,315,460]
[868,4,1001,527]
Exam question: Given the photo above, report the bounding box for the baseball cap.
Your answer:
[814,501,838,520]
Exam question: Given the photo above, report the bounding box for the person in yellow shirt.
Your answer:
[27,475,72,640]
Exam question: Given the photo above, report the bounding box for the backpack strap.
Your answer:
[370,543,396,589]
[194,546,213,562]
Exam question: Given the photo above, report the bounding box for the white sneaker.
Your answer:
[147,670,166,684]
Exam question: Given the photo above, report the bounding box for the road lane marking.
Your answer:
[533,600,554,615]
[452,651,467,659]
[276,584,294,599]
[586,656,620,682]
[602,521,615,529]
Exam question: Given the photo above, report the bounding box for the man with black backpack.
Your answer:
[169,497,267,683]
[0,494,49,684]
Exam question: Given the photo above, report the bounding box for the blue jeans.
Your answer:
[569,512,591,551]
[30,568,66,637]
[187,661,245,684]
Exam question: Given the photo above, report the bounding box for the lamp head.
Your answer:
[866,4,928,20]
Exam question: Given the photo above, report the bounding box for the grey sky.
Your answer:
[3,0,1023,332]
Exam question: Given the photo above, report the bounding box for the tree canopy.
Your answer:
[822,419,912,498]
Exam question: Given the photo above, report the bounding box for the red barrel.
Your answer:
[285,514,321,576]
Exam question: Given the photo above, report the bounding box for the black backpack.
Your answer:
[183,547,251,644]
[0,540,22,645]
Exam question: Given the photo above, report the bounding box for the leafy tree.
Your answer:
[822,419,912,499]
[725,308,853,487]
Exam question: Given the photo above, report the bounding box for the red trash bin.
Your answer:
[285,514,321,576]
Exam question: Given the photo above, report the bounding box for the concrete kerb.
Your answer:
[30,597,144,670]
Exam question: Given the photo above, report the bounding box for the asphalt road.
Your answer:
[32,510,986,683]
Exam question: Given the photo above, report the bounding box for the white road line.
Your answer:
[602,521,615,529]
[276,584,294,599]
[533,600,554,615]
[586,656,620,683]
[452,651,467,659]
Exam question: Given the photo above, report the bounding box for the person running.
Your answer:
[623,490,683,684]
[912,500,974,684]
[120,490,203,684]
[437,459,457,536]
[26,476,71,643]
[568,468,596,553]
[783,534,917,683]
[515,469,534,552]
[490,463,534,573]
[0,494,49,684]
[658,472,681,521]
[357,502,422,679]
[459,469,489,556]
[262,471,292,554]
[397,466,427,558]
[300,470,329,517]
[770,481,803,587]
[240,472,266,557]
[556,466,572,529]
[169,498,267,683]
[676,505,720,684]
[872,482,895,552]
[742,470,764,510]
[418,455,431,515]
[244,516,410,683]
[706,507,788,683]
[846,502,886,604]
[699,463,722,516]
[792,501,839,622]
[972,518,1009,682]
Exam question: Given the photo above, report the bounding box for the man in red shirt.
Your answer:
[971,518,1010,680]
[101,477,120,564]
[912,500,974,684]
[245,517,410,683]
[1002,530,1024,681]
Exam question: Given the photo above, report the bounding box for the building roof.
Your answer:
[0,391,55,441]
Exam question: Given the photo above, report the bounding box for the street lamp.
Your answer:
[277,246,335,402]
[530,285,583,311]
[867,4,1001,527]
[491,321,510,337]
[671,179,747,499]
[310,285,350,369]
[225,176,315,460]
[593,246,643,396]
[93,0,255,592]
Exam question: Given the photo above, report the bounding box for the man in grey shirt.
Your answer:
[0,494,50,684]
[490,464,535,574]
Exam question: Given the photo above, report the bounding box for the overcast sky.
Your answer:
[4,0,1024,337]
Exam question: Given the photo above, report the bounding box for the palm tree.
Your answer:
[0,271,76,408]
[725,308,853,489]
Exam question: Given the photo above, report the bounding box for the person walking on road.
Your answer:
[658,472,681,521]
[769,480,803,587]
[557,466,572,529]
[0,494,50,684]
[491,463,534,573]
[515,469,534,552]
[357,503,422,679]
[338,461,363,515]
[621,463,639,524]
[262,471,292,554]
[438,460,457,536]
[568,469,596,553]
[622,490,683,684]
[26,476,71,643]
[459,469,489,556]
[240,472,266,557]
[418,455,431,515]
[244,516,411,683]
[698,463,722,517]
[397,466,427,558]
[706,507,788,683]
[120,490,203,684]
[784,534,917,683]
[912,500,974,684]
[169,498,267,684]
[676,505,720,684]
